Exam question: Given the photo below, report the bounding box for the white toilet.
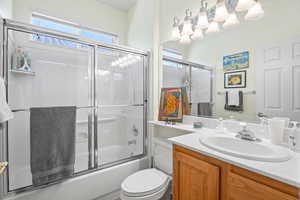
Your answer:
[120,139,173,200]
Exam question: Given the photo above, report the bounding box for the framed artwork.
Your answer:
[158,87,183,122]
[224,70,247,88]
[223,51,249,71]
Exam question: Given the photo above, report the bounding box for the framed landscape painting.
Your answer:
[223,51,249,71]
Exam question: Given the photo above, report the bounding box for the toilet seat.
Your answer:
[121,169,170,199]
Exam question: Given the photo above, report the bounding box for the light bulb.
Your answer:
[223,12,240,29]
[235,0,255,12]
[245,1,264,20]
[206,21,220,34]
[171,26,181,41]
[197,12,209,29]
[182,20,193,35]
[191,27,204,40]
[214,1,229,22]
[180,34,191,44]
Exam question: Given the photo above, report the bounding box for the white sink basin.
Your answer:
[200,136,292,162]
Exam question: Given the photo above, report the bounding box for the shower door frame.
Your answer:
[162,55,215,114]
[0,18,149,195]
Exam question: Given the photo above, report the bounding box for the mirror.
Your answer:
[161,0,300,123]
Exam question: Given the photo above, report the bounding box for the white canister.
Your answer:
[269,118,286,145]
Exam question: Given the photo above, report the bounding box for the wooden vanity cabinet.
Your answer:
[173,145,299,200]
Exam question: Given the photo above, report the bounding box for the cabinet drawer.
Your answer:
[227,172,298,200]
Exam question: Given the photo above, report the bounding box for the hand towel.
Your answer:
[0,77,13,123]
[198,103,213,116]
[225,91,244,112]
[228,90,240,106]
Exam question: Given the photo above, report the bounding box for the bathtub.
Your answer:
[5,158,148,200]
[6,144,148,200]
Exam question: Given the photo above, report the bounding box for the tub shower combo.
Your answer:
[0,18,149,196]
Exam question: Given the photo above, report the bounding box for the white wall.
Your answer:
[0,0,13,18]
[127,0,161,120]
[159,0,300,122]
[12,0,128,44]
[127,0,154,49]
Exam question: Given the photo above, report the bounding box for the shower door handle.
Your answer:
[88,113,93,169]
[94,114,98,168]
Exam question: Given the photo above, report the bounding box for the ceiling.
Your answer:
[96,0,138,11]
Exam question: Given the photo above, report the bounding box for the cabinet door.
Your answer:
[173,151,220,200]
[227,172,298,200]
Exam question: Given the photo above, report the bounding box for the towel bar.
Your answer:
[12,106,94,113]
[217,90,256,95]
[11,104,145,113]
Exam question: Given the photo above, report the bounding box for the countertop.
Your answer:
[149,121,300,188]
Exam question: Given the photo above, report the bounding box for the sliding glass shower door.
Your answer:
[96,47,146,167]
[6,30,94,191]
[3,20,148,193]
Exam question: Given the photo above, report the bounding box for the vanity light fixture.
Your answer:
[197,0,209,29]
[223,12,240,29]
[171,0,264,43]
[181,9,193,36]
[191,27,204,40]
[171,17,181,41]
[214,0,229,22]
[180,34,191,44]
[206,21,220,34]
[235,0,256,12]
[245,1,264,21]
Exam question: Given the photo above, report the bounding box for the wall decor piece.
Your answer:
[158,87,183,122]
[224,70,247,88]
[223,51,249,71]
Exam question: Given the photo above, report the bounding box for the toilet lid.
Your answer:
[121,169,169,197]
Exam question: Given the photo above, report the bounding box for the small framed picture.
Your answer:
[224,70,246,88]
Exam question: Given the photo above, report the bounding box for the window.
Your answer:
[163,49,183,59]
[31,13,118,48]
[163,49,183,68]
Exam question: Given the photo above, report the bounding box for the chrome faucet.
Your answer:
[236,123,261,142]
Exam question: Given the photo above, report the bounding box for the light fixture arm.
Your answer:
[200,0,208,12]
[173,17,180,27]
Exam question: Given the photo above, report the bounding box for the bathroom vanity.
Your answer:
[149,119,300,200]
[173,145,299,200]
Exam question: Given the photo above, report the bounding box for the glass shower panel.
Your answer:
[96,48,145,166]
[6,30,93,190]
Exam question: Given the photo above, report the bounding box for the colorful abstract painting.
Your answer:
[223,51,249,71]
[158,88,183,122]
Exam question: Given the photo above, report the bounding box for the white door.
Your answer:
[289,40,300,121]
[256,40,300,121]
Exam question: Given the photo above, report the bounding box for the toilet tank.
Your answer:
[152,138,173,175]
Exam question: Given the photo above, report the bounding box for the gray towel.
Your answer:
[225,91,244,112]
[197,103,213,116]
[30,106,76,186]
